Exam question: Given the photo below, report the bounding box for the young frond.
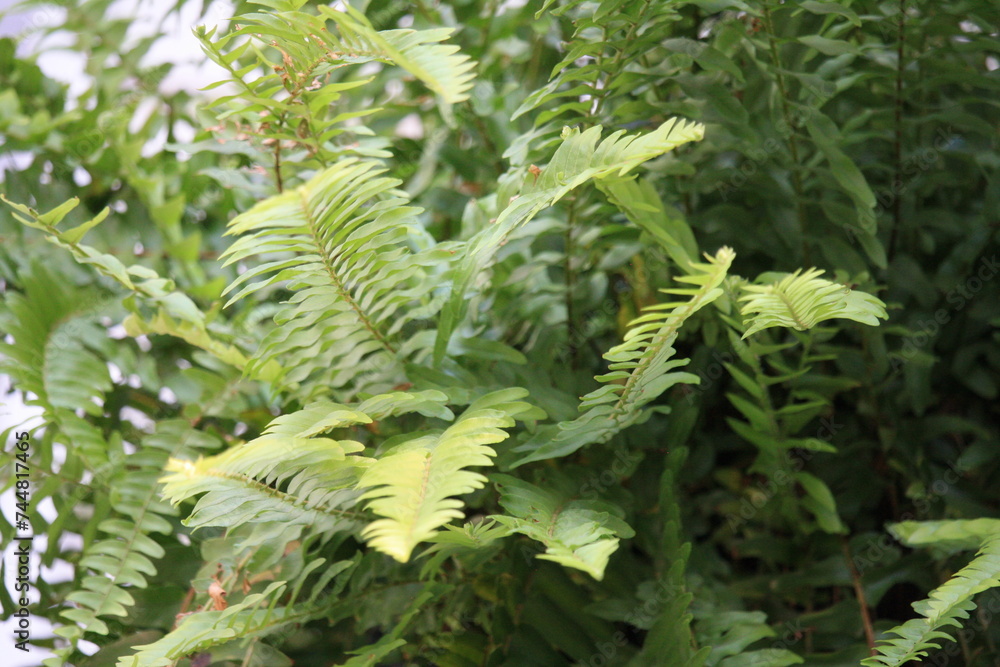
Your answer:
[739,268,887,338]
[358,389,544,562]
[160,403,376,533]
[490,474,634,580]
[510,246,734,467]
[220,158,451,398]
[863,535,1000,666]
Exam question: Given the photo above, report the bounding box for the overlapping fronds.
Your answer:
[436,118,706,360]
[199,2,474,136]
[61,423,219,640]
[220,158,452,398]
[490,474,634,580]
[358,389,544,562]
[0,196,275,380]
[161,404,377,532]
[739,268,888,338]
[863,535,1000,666]
[510,246,734,466]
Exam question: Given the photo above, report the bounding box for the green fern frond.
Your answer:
[60,423,220,638]
[220,158,452,398]
[358,388,543,562]
[862,535,1000,666]
[1,196,275,380]
[318,6,476,107]
[510,246,734,466]
[490,474,634,580]
[739,268,887,338]
[436,118,706,360]
[161,413,374,532]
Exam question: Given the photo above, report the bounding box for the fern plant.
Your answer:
[4,0,996,665]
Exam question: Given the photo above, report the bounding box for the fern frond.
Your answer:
[490,474,634,580]
[358,388,544,562]
[318,6,476,107]
[161,408,374,533]
[510,246,734,467]
[739,268,887,338]
[60,423,220,638]
[862,535,1000,666]
[220,158,452,398]
[1,196,276,381]
[436,118,706,360]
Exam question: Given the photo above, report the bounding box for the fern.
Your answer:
[490,473,634,580]
[510,246,734,466]
[358,388,543,562]
[739,268,888,338]
[863,534,1000,666]
[61,423,219,639]
[435,118,706,360]
[220,158,452,398]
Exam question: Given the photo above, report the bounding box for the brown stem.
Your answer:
[272,141,284,193]
[565,196,579,369]
[841,536,877,654]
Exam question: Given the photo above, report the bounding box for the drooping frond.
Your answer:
[739,268,887,338]
[436,118,706,360]
[200,3,475,131]
[358,389,544,562]
[0,196,276,381]
[490,474,634,580]
[862,534,1000,666]
[510,246,734,467]
[599,177,699,270]
[61,423,219,638]
[220,158,452,398]
[318,6,476,107]
[160,403,378,533]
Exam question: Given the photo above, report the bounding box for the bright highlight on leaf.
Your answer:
[739,267,887,338]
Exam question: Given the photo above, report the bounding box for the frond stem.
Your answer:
[298,189,398,354]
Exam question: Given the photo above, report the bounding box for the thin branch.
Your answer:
[841,535,877,654]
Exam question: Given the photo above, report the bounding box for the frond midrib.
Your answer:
[298,188,397,355]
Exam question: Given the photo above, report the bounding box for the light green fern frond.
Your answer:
[490,474,634,580]
[220,158,452,398]
[436,118,706,361]
[318,6,476,107]
[510,246,734,466]
[358,388,544,562]
[160,403,376,532]
[739,268,887,338]
[863,534,1000,666]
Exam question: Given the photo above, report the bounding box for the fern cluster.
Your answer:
[1,0,997,665]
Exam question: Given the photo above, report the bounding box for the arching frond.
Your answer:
[739,268,887,338]
[510,246,734,467]
[62,423,219,638]
[160,405,375,532]
[490,474,634,580]
[220,158,452,398]
[435,118,706,361]
[863,535,1000,666]
[358,389,544,562]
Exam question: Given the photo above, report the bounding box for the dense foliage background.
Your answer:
[1,0,998,665]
